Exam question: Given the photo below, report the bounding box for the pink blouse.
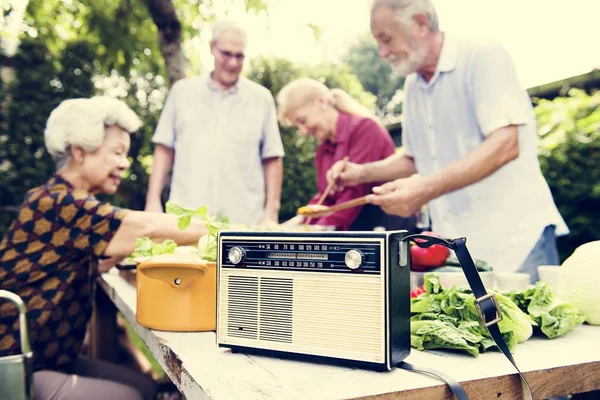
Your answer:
[307,112,396,230]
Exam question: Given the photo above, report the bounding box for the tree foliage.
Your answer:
[0,38,96,231]
[344,34,404,118]
[22,0,163,78]
[21,0,271,83]
[534,89,600,260]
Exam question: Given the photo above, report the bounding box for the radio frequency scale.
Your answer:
[216,230,411,370]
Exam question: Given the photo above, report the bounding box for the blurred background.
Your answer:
[1,0,598,262]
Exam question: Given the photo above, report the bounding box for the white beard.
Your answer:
[387,41,428,77]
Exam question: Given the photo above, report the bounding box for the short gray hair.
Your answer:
[45,96,142,169]
[210,20,248,48]
[372,0,439,32]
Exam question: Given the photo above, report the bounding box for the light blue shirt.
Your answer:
[153,76,285,225]
[402,35,568,271]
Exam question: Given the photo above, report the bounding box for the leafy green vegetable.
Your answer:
[164,200,230,261]
[128,202,230,263]
[541,304,586,338]
[495,292,533,343]
[197,234,218,262]
[504,282,585,339]
[129,237,177,260]
[411,276,585,357]
[166,201,229,238]
[411,319,482,357]
[410,273,533,356]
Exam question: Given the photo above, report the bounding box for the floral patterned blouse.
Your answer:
[0,175,128,373]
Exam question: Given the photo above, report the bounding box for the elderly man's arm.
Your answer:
[103,211,208,258]
[261,157,283,224]
[426,125,519,195]
[360,151,417,183]
[327,151,417,193]
[369,125,519,216]
[145,144,174,212]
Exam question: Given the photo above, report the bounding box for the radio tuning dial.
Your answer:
[228,246,246,265]
[345,249,365,270]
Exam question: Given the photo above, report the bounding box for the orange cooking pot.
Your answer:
[135,254,216,332]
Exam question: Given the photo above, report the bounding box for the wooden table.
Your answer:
[93,270,600,400]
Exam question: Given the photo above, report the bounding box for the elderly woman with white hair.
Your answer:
[277,77,416,231]
[0,96,209,400]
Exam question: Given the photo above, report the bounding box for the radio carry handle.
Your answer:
[399,234,533,400]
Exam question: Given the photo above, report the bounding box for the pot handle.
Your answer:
[138,263,208,290]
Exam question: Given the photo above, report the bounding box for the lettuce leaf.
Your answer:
[164,201,230,261]
[410,319,481,357]
[410,273,533,356]
[128,202,230,263]
[504,282,585,339]
[129,237,177,260]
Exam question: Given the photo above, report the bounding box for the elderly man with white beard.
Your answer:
[327,0,568,282]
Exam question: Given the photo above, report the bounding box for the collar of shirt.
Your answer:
[417,33,458,89]
[321,111,352,154]
[49,174,74,190]
[206,72,240,95]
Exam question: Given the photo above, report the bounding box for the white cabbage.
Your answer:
[557,241,600,325]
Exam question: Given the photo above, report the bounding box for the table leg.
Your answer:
[89,284,118,362]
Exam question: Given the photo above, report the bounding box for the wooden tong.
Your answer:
[305,156,349,224]
[298,195,369,218]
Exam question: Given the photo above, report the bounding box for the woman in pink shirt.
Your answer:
[277,77,416,231]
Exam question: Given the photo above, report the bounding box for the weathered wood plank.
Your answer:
[98,270,600,400]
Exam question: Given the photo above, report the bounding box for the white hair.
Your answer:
[210,20,248,48]
[45,96,142,169]
[372,0,439,32]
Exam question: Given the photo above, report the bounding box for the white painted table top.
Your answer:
[99,270,600,400]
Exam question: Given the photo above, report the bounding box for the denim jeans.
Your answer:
[516,225,560,283]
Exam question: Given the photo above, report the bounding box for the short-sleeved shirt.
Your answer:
[0,175,128,373]
[401,34,568,271]
[152,75,285,225]
[307,112,397,230]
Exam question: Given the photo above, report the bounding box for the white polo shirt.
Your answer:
[402,34,568,272]
[152,76,285,225]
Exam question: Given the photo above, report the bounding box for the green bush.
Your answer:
[534,89,600,260]
[98,77,164,211]
[0,38,96,234]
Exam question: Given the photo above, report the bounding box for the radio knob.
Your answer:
[228,246,246,265]
[345,249,365,270]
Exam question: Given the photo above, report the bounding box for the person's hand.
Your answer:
[260,207,279,226]
[98,256,124,273]
[145,198,164,213]
[281,215,304,227]
[326,161,364,193]
[368,175,433,217]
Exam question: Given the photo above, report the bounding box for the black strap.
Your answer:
[399,361,468,400]
[401,234,533,400]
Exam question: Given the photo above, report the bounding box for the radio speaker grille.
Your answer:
[226,276,259,340]
[225,276,293,343]
[219,270,384,363]
[259,277,293,343]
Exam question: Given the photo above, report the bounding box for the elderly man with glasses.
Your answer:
[146,20,285,226]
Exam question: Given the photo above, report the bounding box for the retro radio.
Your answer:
[216,230,411,371]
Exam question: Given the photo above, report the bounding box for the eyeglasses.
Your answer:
[217,49,245,62]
